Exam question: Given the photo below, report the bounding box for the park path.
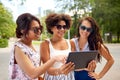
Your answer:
[0,40,120,80]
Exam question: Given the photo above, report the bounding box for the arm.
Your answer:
[40,40,57,75]
[89,44,114,79]
[70,39,76,51]
[97,44,114,78]
[40,40,74,75]
[14,46,56,79]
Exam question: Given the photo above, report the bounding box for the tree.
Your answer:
[54,0,93,38]
[55,0,120,42]
[91,0,120,42]
[0,2,15,39]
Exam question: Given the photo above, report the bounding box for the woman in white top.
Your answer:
[9,13,66,80]
[71,16,114,80]
[40,13,75,80]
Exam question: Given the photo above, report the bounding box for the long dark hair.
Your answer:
[77,17,108,62]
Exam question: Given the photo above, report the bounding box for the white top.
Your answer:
[9,41,40,80]
[72,38,89,51]
[44,39,75,80]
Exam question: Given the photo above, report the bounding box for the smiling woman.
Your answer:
[40,13,75,80]
[8,13,67,80]
[71,16,114,80]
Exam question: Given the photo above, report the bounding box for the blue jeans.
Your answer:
[74,70,96,80]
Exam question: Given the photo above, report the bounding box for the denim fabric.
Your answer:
[74,70,96,80]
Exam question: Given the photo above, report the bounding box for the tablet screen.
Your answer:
[66,51,98,69]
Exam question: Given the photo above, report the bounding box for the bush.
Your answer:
[0,38,8,48]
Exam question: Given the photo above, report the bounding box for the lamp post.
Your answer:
[68,30,70,40]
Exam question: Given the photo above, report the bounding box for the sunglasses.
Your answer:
[56,25,69,30]
[80,25,93,32]
[30,27,41,34]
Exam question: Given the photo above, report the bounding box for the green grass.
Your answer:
[32,40,41,45]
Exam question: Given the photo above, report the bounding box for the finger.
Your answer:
[90,61,94,71]
[88,60,96,71]
[63,62,75,74]
[63,56,67,63]
[91,60,96,71]
[63,55,67,63]
[88,72,96,79]
[87,61,92,71]
[60,62,73,74]
[62,62,73,69]
[59,62,73,74]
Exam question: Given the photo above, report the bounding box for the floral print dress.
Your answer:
[9,41,40,80]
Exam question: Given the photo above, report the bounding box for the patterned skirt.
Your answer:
[44,71,75,80]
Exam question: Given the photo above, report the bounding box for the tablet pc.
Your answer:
[66,51,98,69]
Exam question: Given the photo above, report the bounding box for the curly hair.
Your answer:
[45,13,72,34]
[16,13,43,38]
[77,16,104,62]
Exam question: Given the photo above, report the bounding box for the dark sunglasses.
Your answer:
[30,27,41,34]
[56,25,69,30]
[80,25,93,32]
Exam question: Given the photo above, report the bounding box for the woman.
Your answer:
[71,16,114,80]
[40,13,75,80]
[9,13,67,80]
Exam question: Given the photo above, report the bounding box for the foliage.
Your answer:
[54,0,120,43]
[0,38,8,48]
[38,14,57,40]
[6,0,26,5]
[91,0,120,42]
[44,9,55,16]
[54,0,92,16]
[0,3,16,39]
[54,0,93,39]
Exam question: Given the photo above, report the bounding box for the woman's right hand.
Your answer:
[57,62,75,75]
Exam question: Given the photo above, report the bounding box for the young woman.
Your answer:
[40,13,75,80]
[71,16,114,80]
[9,13,67,80]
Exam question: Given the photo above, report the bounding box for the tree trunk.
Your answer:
[117,32,120,43]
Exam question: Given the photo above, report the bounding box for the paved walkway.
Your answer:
[0,41,120,80]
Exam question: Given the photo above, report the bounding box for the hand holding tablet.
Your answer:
[66,51,99,70]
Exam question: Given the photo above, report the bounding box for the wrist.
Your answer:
[98,75,102,79]
[96,74,102,79]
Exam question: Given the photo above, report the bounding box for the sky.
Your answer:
[1,0,56,20]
